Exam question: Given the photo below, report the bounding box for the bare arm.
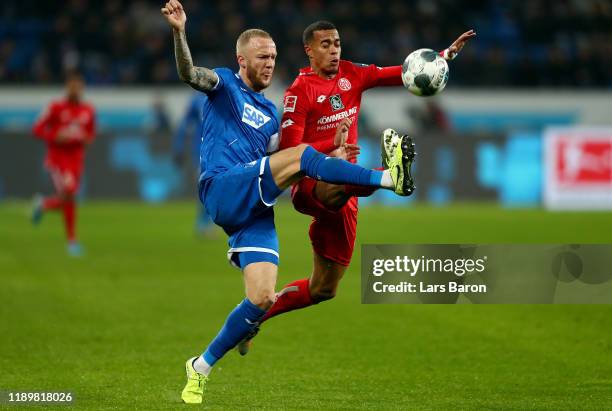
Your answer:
[442,29,477,60]
[172,28,219,92]
[162,0,218,92]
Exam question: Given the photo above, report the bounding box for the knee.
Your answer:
[309,283,337,303]
[295,143,309,155]
[327,197,348,211]
[249,292,276,310]
[318,188,349,211]
[283,144,309,175]
[60,191,75,202]
[292,143,310,162]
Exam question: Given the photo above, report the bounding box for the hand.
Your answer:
[446,29,476,59]
[161,0,187,31]
[331,143,361,161]
[334,117,352,147]
[332,118,360,160]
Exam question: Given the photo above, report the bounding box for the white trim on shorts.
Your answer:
[227,246,280,269]
[258,156,277,207]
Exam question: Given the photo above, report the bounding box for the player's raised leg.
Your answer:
[269,120,414,195]
[31,167,67,225]
[288,128,401,213]
[326,129,409,204]
[309,169,387,211]
[182,257,277,403]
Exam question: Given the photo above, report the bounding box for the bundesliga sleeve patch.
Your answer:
[283,95,297,113]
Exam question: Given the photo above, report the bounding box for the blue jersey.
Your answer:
[199,68,279,181]
[173,92,207,168]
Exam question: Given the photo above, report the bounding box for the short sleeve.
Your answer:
[208,68,231,93]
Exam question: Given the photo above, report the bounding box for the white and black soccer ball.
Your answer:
[401,48,449,96]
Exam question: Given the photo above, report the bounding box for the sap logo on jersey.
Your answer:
[242,103,271,129]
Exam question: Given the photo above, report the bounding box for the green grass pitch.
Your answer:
[1,201,612,410]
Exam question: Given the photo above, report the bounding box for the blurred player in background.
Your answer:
[172,91,214,235]
[31,72,96,257]
[162,0,414,403]
[238,22,475,352]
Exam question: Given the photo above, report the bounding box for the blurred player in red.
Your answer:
[31,72,96,256]
[238,22,474,353]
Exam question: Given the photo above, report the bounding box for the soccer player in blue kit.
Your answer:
[162,0,415,403]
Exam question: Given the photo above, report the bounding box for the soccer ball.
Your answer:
[401,49,449,96]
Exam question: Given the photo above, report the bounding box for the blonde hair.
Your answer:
[236,29,273,54]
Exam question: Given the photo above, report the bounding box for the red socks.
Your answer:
[42,196,77,241]
[261,278,314,323]
[63,200,76,241]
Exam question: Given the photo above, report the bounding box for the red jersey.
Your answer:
[279,60,403,154]
[32,99,96,170]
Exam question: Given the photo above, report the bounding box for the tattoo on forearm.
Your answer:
[173,29,218,91]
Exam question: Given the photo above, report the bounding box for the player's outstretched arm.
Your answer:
[442,29,476,60]
[161,0,219,92]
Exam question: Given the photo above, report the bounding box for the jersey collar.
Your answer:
[299,66,314,75]
[234,72,265,95]
[299,63,342,80]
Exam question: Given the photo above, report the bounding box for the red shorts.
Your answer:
[46,162,82,195]
[291,177,358,266]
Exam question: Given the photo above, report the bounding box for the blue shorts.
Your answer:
[199,157,282,269]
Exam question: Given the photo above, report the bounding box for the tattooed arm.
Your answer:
[173,29,219,92]
[162,0,219,92]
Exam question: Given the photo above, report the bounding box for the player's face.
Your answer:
[243,37,277,92]
[306,29,341,76]
[66,77,84,101]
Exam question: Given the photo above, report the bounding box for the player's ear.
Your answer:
[304,44,313,59]
[237,54,246,70]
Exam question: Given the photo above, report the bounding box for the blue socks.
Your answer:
[300,146,383,187]
[202,298,266,366]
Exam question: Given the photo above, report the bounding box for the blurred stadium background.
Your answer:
[2,1,612,409]
[1,0,611,207]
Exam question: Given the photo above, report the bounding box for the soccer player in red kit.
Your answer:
[238,22,474,353]
[31,72,96,256]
